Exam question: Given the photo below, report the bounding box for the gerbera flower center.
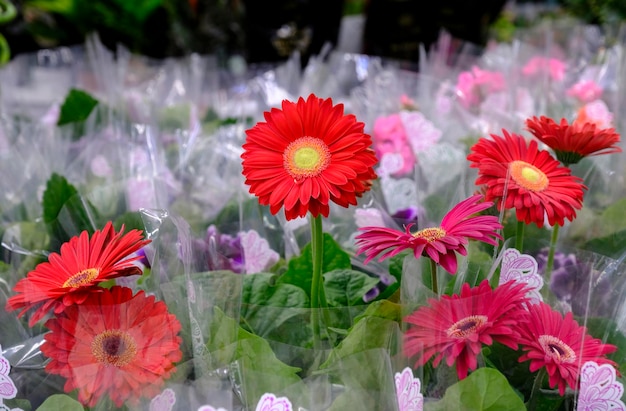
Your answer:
[414,227,447,242]
[91,330,138,367]
[447,315,488,338]
[283,136,331,180]
[63,268,100,288]
[509,161,549,192]
[538,335,576,363]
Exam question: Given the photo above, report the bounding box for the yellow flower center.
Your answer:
[538,335,576,363]
[510,160,549,192]
[413,227,447,242]
[283,136,331,180]
[92,330,137,367]
[447,315,488,338]
[63,268,99,288]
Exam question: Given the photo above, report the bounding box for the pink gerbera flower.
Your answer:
[404,280,530,380]
[517,302,617,396]
[355,194,502,274]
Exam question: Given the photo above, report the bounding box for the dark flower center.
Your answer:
[63,268,99,288]
[92,330,137,367]
[538,335,576,363]
[447,315,488,338]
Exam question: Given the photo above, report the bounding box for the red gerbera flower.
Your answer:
[525,115,621,165]
[404,280,529,379]
[467,130,586,228]
[355,194,502,274]
[41,286,182,407]
[517,302,617,396]
[6,221,151,326]
[241,94,378,221]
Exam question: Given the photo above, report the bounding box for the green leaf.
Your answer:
[323,269,380,307]
[597,198,626,236]
[585,317,626,375]
[353,299,403,324]
[425,368,526,411]
[41,173,98,251]
[583,229,626,259]
[207,307,303,405]
[111,0,162,22]
[240,273,309,337]
[57,88,99,126]
[322,316,400,369]
[24,0,74,14]
[36,394,83,411]
[277,233,352,298]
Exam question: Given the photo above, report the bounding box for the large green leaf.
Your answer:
[323,269,380,307]
[42,173,98,252]
[321,316,400,370]
[277,233,352,298]
[207,308,304,406]
[36,394,83,411]
[425,368,526,411]
[240,273,309,337]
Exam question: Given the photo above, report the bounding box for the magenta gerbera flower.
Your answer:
[517,302,617,396]
[354,194,502,274]
[404,280,530,380]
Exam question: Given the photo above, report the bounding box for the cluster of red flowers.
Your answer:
[5,222,182,407]
[403,279,617,395]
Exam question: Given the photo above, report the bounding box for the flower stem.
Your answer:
[310,215,327,349]
[430,258,438,295]
[544,224,560,282]
[515,220,525,252]
[528,368,546,410]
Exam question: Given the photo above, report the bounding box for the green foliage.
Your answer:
[207,307,303,406]
[277,233,352,299]
[36,394,84,411]
[42,173,99,252]
[240,273,309,337]
[56,88,99,126]
[425,368,526,411]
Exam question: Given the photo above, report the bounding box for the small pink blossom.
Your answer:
[456,66,506,108]
[255,393,292,411]
[567,80,603,103]
[522,56,567,82]
[372,114,416,176]
[577,361,625,411]
[574,99,614,130]
[400,111,442,154]
[395,367,424,411]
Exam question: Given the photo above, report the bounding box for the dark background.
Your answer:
[0,0,618,67]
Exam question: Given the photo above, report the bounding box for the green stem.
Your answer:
[544,224,560,282]
[430,258,438,295]
[515,220,525,252]
[528,368,547,410]
[310,215,327,349]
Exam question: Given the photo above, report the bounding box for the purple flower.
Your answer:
[537,249,611,317]
[193,225,245,273]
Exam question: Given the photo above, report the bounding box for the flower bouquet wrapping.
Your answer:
[1,20,626,411]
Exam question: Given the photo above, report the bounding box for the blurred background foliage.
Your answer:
[1,0,626,67]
